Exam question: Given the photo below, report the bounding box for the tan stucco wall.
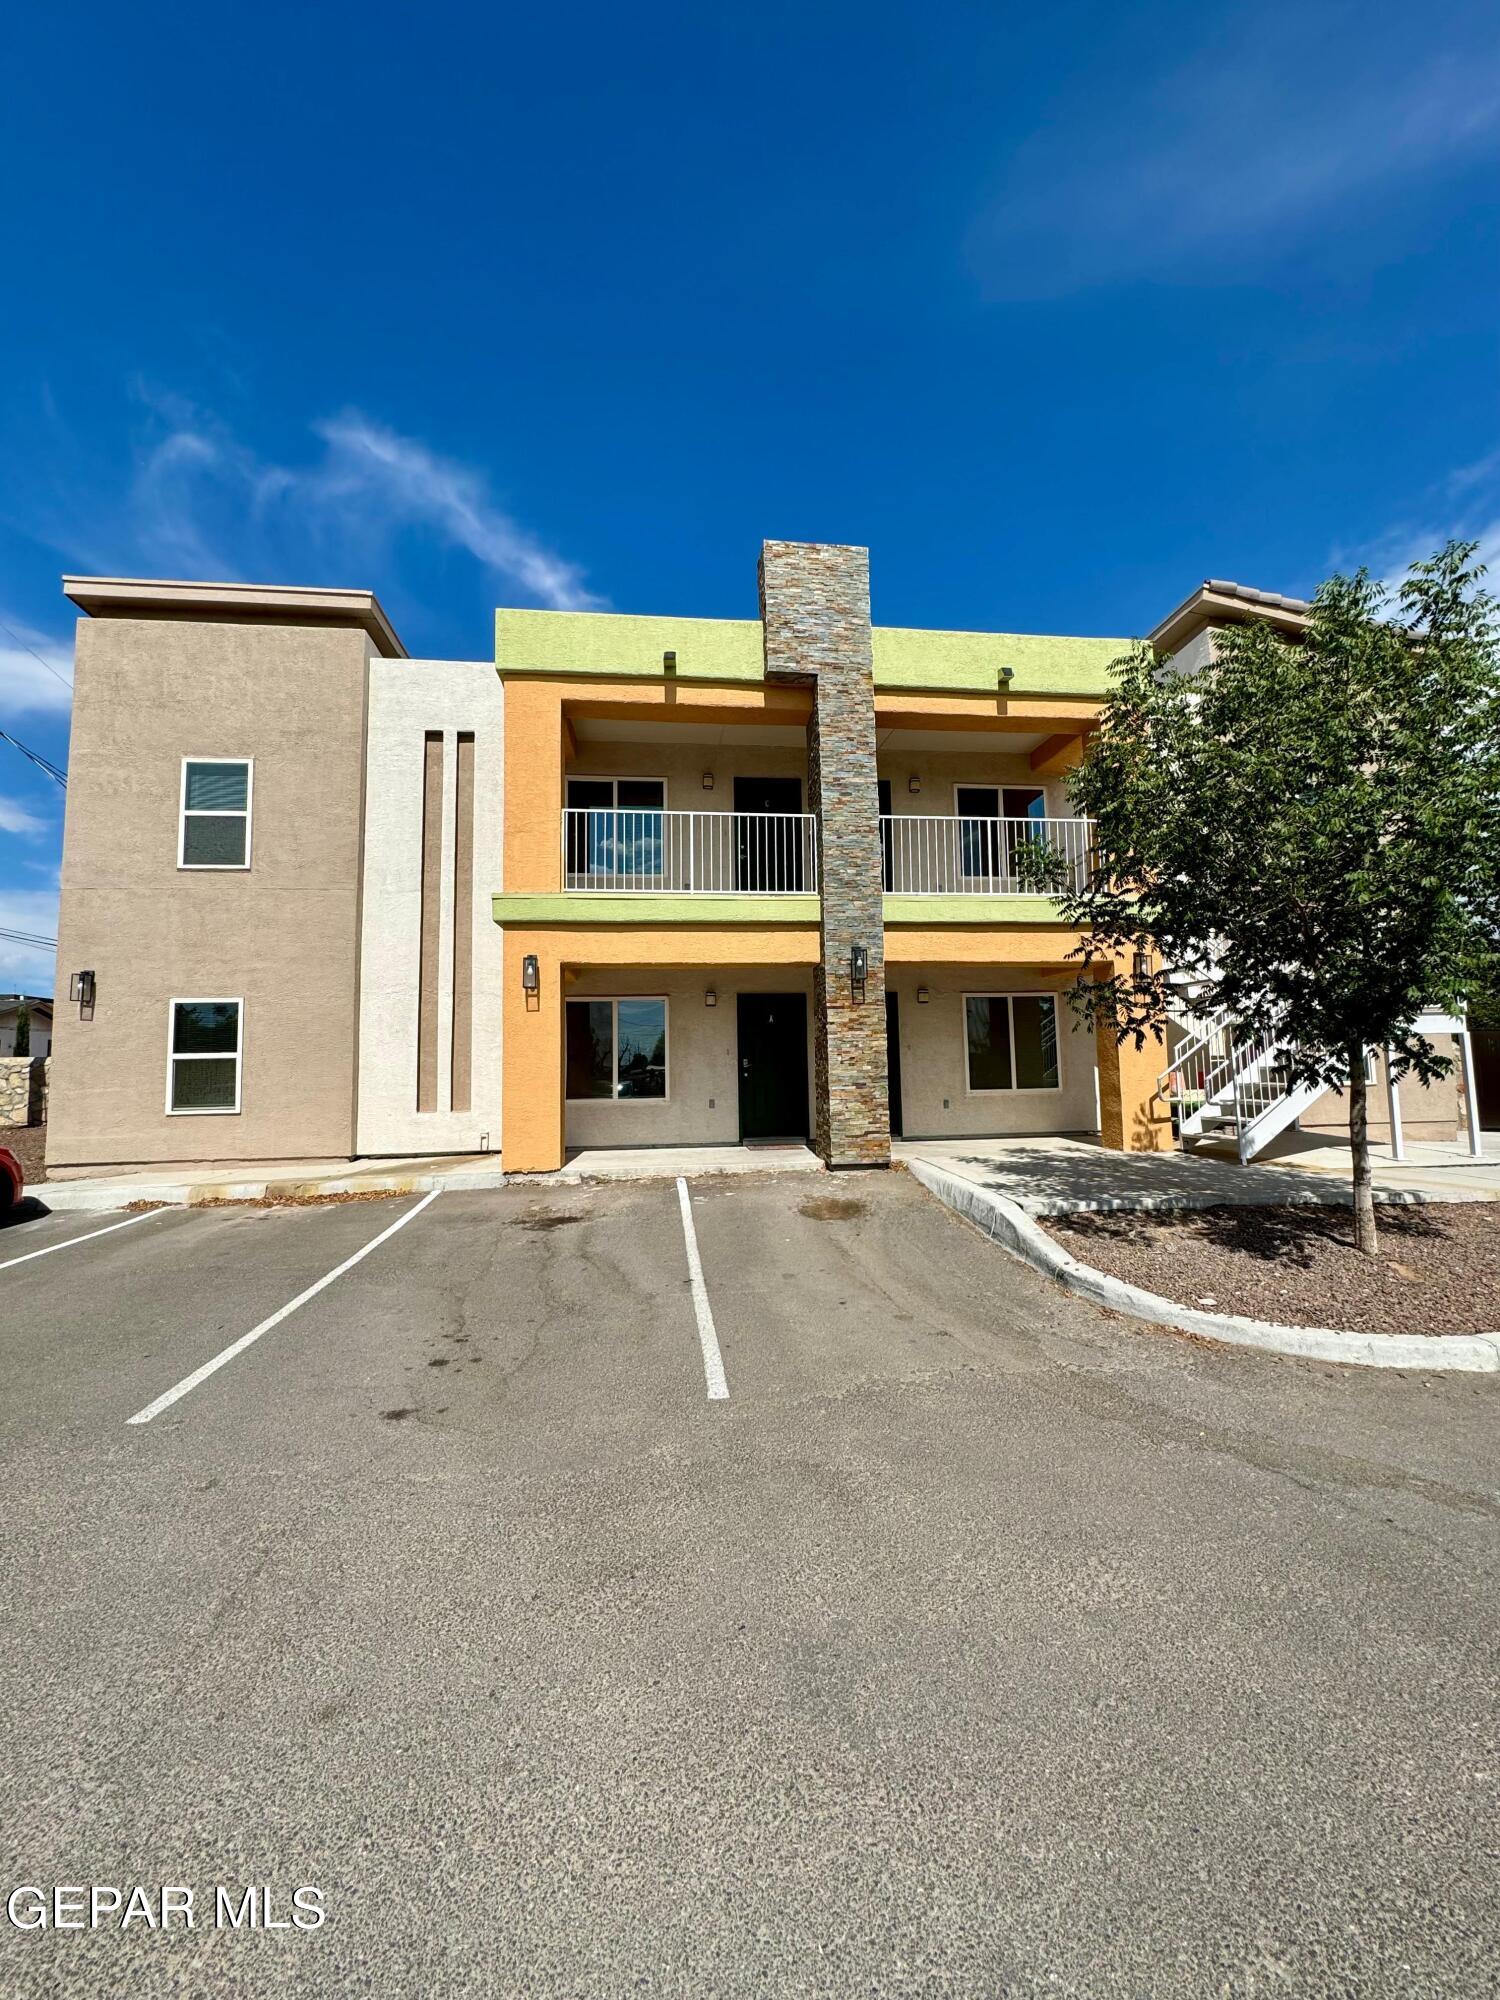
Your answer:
[886,967,1098,1140]
[1300,1039,1463,1144]
[877,747,1075,819]
[563,967,816,1149]
[49,617,372,1168]
[566,738,809,811]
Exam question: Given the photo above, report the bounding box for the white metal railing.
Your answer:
[879,814,1094,896]
[562,808,818,895]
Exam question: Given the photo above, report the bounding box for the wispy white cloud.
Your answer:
[0,886,58,993]
[0,795,49,837]
[103,395,603,614]
[968,5,1500,295]
[0,615,74,718]
[1332,448,1500,591]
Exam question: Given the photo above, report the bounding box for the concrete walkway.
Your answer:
[37,1151,507,1214]
[541,1142,823,1183]
[895,1132,1500,1216]
[35,1140,826,1211]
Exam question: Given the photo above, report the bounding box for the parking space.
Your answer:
[4,1170,1500,1995]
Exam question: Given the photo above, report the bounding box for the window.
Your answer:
[167,999,243,1113]
[565,777,665,883]
[566,997,668,1101]
[180,759,252,868]
[964,993,1061,1092]
[955,785,1047,880]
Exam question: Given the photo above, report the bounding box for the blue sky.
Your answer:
[3,0,1499,991]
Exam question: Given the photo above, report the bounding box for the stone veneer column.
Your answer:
[759,540,890,1167]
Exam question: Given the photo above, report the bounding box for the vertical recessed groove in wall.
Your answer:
[417,730,444,1113]
[450,731,475,1114]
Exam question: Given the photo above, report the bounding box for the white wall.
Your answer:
[356,660,504,1156]
[563,967,816,1149]
[888,969,1098,1140]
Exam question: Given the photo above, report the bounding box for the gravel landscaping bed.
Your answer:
[1046,1200,1500,1336]
[2,1123,46,1187]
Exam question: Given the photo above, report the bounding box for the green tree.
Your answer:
[1046,542,1500,1255]
[13,999,29,1059]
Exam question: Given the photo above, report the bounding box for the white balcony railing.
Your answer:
[880,814,1094,896]
[563,808,818,895]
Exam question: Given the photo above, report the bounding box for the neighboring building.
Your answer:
[0,995,53,1058]
[45,548,1476,1177]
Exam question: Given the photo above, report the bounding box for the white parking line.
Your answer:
[0,1209,164,1272]
[676,1177,729,1402]
[126,1189,442,1426]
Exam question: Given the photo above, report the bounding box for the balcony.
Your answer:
[563,807,819,895]
[880,814,1093,898]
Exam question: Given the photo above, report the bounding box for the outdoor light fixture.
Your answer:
[1133,947,1151,983]
[704,987,717,1008]
[521,953,540,994]
[907,773,921,794]
[701,770,715,791]
[916,985,930,1005]
[998,666,1015,690]
[663,649,677,676]
[850,943,869,997]
[69,969,95,1008]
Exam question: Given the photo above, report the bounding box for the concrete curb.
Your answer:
[909,1159,1500,1374]
[36,1167,507,1214]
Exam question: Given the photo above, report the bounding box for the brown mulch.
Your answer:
[1045,1201,1500,1336]
[190,1190,405,1209]
[2,1123,47,1186]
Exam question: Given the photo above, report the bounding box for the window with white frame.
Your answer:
[167,999,243,1113]
[964,992,1061,1092]
[565,776,665,882]
[180,758,252,868]
[565,997,669,1101]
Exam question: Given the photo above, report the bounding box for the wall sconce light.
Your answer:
[850,943,868,999]
[521,953,540,994]
[702,770,715,791]
[998,666,1015,693]
[907,773,921,795]
[1133,947,1151,983]
[663,649,678,676]
[704,987,717,1008]
[69,969,96,1008]
[916,985,930,1005]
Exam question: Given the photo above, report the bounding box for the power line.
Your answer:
[0,615,74,698]
[0,729,66,788]
[0,927,57,949]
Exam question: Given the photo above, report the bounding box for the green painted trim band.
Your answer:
[883,895,1071,924]
[495,608,1129,698]
[492,893,822,926]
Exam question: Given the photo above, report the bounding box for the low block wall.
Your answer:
[0,1056,49,1128]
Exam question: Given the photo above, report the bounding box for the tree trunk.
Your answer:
[1348,1046,1378,1256]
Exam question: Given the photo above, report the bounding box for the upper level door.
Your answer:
[954,784,1046,880]
[565,777,665,885]
[734,776,804,891]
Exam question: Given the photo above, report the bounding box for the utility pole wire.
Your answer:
[0,729,67,788]
[0,615,74,698]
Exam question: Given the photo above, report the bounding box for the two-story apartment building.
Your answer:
[57,544,1432,1178]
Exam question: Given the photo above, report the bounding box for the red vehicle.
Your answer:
[0,1144,21,1216]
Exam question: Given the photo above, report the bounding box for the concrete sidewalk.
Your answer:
[36,1151,508,1214]
[896,1132,1500,1217]
[34,1140,826,1211]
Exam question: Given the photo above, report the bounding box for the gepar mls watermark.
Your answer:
[7,1884,325,1932]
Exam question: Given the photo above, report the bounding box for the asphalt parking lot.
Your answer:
[2,1170,1498,1998]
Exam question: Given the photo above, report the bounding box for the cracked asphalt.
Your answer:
[1,1170,1497,1997]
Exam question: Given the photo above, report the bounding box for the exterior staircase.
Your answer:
[1160,1008,1327,1164]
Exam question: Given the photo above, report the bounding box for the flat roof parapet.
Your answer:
[62,576,407,657]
